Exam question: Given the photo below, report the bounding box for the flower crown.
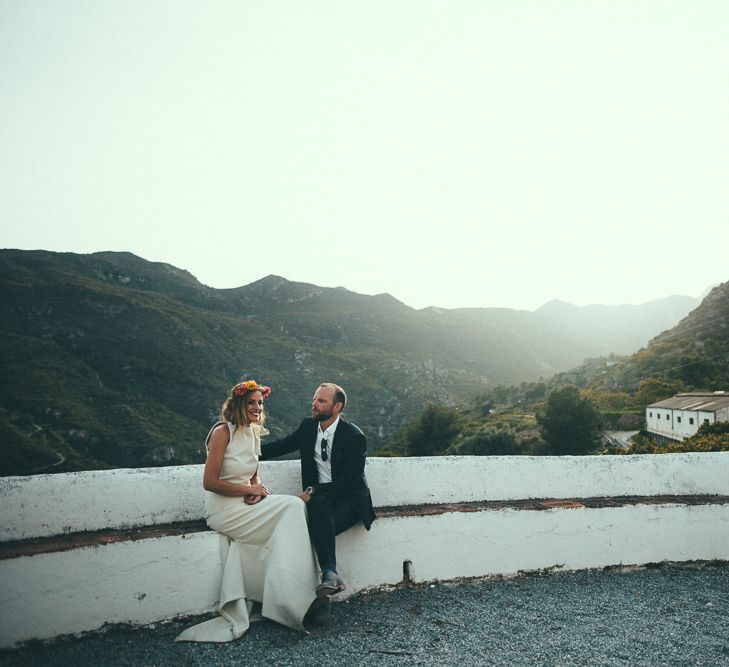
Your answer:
[233,380,271,398]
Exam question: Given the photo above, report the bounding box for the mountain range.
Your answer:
[0,249,705,475]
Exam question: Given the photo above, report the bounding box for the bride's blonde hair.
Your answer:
[220,381,270,427]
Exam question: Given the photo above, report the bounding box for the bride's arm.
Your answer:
[203,426,268,497]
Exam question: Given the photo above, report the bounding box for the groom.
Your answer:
[259,382,376,597]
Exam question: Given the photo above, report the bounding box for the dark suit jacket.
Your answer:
[260,417,376,530]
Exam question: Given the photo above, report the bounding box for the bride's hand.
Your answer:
[248,482,269,497]
[244,494,264,505]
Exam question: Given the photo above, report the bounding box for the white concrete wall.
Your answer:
[2,454,729,647]
[3,453,729,542]
[3,502,729,647]
[353,503,729,586]
[1,532,224,646]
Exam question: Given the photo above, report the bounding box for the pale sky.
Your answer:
[1,1,727,311]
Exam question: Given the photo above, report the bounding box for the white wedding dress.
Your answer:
[176,422,319,642]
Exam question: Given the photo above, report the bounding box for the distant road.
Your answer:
[29,451,67,474]
[605,430,640,449]
[25,422,69,473]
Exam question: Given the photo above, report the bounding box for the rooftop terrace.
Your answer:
[2,563,727,666]
[1,453,728,662]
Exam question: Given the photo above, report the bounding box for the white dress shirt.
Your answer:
[314,416,339,484]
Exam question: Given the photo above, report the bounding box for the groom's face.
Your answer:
[311,386,338,422]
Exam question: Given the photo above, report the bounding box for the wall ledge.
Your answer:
[3,494,728,561]
[4,453,729,542]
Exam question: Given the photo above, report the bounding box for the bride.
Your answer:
[176,380,320,642]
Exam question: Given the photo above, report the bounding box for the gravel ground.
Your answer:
[2,564,728,667]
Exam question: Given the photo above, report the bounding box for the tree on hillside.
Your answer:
[447,425,520,456]
[635,377,683,406]
[405,403,462,456]
[588,390,635,411]
[676,353,713,388]
[537,386,602,455]
[524,383,547,401]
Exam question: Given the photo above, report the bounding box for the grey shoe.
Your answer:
[304,597,332,626]
[316,569,345,597]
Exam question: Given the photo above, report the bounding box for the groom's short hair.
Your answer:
[319,382,347,409]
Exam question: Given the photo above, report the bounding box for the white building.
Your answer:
[646,392,729,444]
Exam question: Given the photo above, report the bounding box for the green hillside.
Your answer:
[386,280,729,458]
[0,249,707,475]
[593,280,729,393]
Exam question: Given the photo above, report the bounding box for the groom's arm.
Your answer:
[259,420,307,460]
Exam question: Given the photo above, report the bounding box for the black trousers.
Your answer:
[307,494,360,571]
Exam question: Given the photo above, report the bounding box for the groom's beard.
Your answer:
[313,408,333,422]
